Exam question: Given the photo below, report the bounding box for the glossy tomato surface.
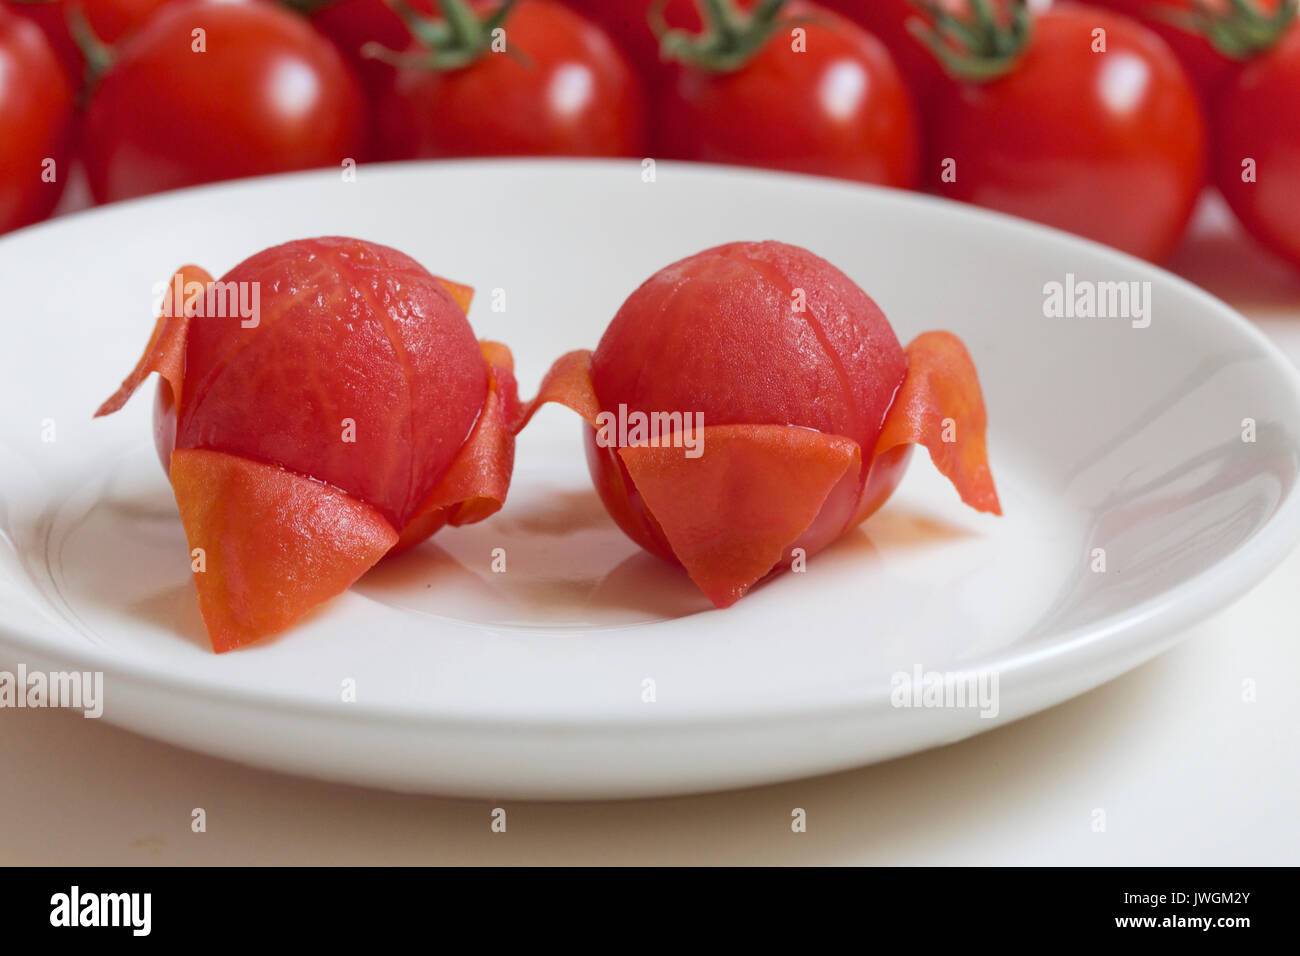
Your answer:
[558,0,675,77]
[557,0,759,87]
[172,237,489,530]
[1087,0,1287,102]
[302,0,434,97]
[656,2,918,186]
[0,8,74,233]
[376,0,645,159]
[816,0,968,105]
[2,0,175,81]
[927,4,1205,261]
[1212,22,1300,268]
[83,0,365,203]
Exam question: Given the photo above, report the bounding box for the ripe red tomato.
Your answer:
[556,0,751,86]
[816,0,965,105]
[0,8,74,233]
[83,0,365,203]
[292,0,436,98]
[1211,20,1300,268]
[374,0,645,159]
[656,1,918,187]
[1087,0,1286,102]
[559,0,669,75]
[927,4,1205,261]
[2,0,175,82]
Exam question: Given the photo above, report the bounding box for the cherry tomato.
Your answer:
[927,3,1205,261]
[2,0,176,83]
[291,0,436,98]
[1087,0,1286,102]
[374,0,645,159]
[1211,20,1300,268]
[555,0,753,87]
[656,0,918,187]
[0,7,74,233]
[559,0,665,76]
[83,0,365,203]
[815,0,962,105]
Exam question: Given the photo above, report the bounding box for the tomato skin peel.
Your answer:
[875,330,1001,517]
[169,449,399,653]
[519,242,1000,607]
[96,238,518,652]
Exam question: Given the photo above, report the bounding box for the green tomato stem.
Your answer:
[363,0,520,72]
[907,0,1032,84]
[654,0,795,73]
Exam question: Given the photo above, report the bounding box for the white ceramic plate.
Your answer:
[2,161,1299,799]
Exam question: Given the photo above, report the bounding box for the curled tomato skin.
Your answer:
[375,0,645,160]
[83,1,365,203]
[0,9,74,234]
[656,2,918,186]
[169,448,399,653]
[927,6,1205,261]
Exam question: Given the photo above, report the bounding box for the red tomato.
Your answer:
[1211,21,1300,268]
[927,4,1205,261]
[375,0,645,159]
[0,8,74,233]
[656,1,918,187]
[83,0,365,203]
[2,0,176,82]
[558,0,667,77]
[293,0,436,98]
[555,0,752,86]
[815,0,963,105]
[1086,0,1286,102]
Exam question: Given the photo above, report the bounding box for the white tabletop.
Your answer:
[3,193,1298,866]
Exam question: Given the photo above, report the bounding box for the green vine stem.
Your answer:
[1156,0,1297,60]
[361,0,520,72]
[652,0,806,73]
[907,0,1033,83]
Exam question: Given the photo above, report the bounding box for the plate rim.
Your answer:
[2,159,1300,731]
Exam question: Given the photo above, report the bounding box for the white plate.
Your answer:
[2,161,1299,799]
